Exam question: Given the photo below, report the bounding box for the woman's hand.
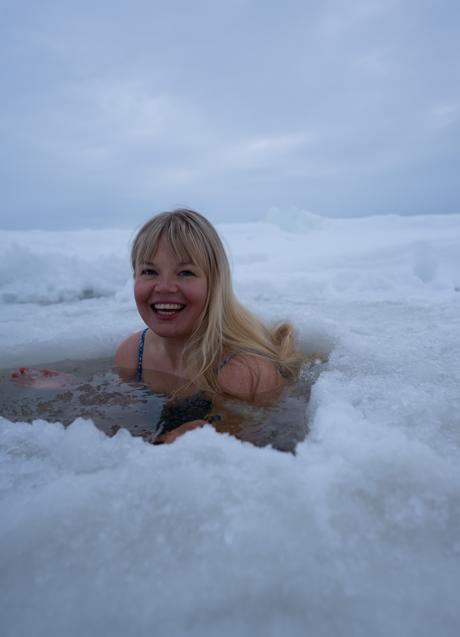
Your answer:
[154,419,208,444]
[10,367,77,389]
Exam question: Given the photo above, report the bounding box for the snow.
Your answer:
[1,211,460,636]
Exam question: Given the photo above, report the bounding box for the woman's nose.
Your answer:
[154,274,178,292]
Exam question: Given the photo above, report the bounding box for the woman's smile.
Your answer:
[150,302,186,319]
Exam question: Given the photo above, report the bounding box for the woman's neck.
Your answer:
[148,330,189,375]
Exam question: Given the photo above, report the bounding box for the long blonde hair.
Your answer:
[131,209,304,392]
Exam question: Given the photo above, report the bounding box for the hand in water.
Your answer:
[10,367,77,389]
[154,419,208,444]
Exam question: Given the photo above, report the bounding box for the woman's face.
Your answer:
[134,237,208,341]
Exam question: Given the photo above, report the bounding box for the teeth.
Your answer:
[153,303,184,310]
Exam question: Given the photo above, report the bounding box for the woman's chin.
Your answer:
[148,321,194,340]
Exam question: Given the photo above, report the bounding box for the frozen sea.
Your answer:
[1,209,460,637]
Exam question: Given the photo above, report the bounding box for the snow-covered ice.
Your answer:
[1,210,460,636]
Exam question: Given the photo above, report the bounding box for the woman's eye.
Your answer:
[141,268,157,276]
[179,270,195,277]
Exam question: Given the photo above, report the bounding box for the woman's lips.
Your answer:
[150,303,186,319]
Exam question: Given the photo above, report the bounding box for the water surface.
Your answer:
[1,358,321,452]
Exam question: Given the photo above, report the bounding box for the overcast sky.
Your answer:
[1,0,459,229]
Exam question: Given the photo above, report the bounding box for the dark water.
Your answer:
[0,358,322,452]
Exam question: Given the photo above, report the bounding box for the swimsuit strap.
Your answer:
[218,348,267,370]
[218,352,239,370]
[136,328,148,382]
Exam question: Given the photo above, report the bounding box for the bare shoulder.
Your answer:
[114,331,143,368]
[218,353,285,401]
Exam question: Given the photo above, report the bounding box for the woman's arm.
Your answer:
[114,332,141,368]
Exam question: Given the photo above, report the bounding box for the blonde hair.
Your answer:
[131,209,304,392]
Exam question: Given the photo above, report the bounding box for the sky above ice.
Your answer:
[1,0,459,229]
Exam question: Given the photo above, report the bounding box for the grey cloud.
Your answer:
[0,0,459,228]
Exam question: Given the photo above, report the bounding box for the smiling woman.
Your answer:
[112,208,306,442]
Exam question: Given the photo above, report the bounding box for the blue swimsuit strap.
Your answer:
[136,328,149,382]
[218,352,238,370]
